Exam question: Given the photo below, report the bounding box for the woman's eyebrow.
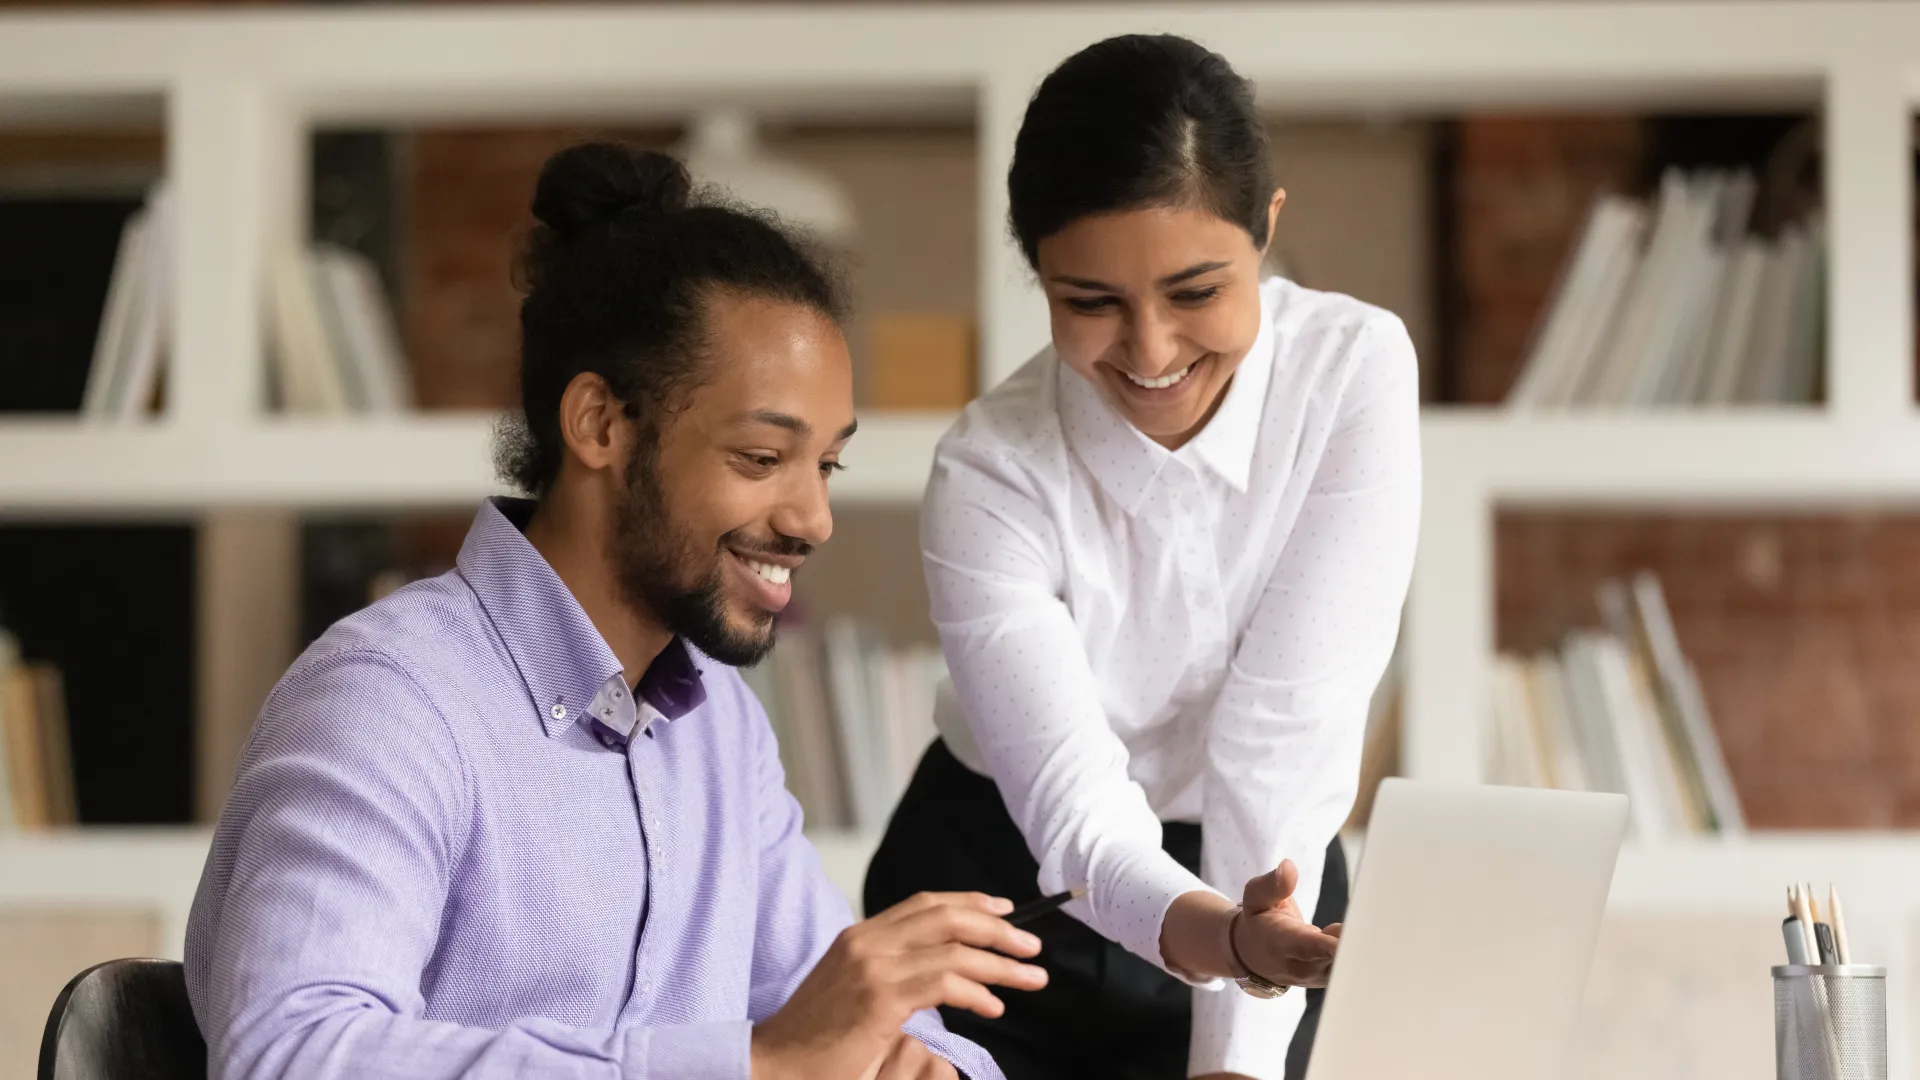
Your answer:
[1047,260,1232,293]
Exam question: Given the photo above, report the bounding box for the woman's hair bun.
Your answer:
[530,141,693,239]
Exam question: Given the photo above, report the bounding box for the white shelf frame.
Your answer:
[7,4,1920,1072]
[0,1,1911,507]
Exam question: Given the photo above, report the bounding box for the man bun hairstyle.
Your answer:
[498,141,848,497]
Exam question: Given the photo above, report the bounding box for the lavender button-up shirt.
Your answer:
[185,498,1000,1080]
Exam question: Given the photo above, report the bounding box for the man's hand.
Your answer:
[751,891,1046,1080]
[1234,858,1341,988]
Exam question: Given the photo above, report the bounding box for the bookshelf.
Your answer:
[4,3,1920,1074]
[0,411,958,511]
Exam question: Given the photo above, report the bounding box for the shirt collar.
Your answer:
[455,497,706,743]
[1057,277,1279,513]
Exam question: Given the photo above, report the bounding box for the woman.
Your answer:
[864,34,1420,1080]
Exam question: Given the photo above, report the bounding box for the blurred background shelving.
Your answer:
[5,3,1920,1078]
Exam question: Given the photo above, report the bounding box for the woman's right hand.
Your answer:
[1233,859,1342,988]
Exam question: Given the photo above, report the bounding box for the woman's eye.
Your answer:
[820,461,846,478]
[1065,296,1118,314]
[738,453,779,473]
[1172,286,1222,305]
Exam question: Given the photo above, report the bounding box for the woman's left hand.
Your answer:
[1233,858,1342,988]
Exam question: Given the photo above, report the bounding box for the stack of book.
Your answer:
[1507,168,1825,409]
[0,628,76,829]
[739,617,944,833]
[79,182,414,419]
[267,242,414,414]
[1486,572,1744,839]
[80,182,174,420]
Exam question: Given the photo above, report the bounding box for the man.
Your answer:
[185,143,1041,1080]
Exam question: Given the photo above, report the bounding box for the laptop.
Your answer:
[1307,779,1630,1080]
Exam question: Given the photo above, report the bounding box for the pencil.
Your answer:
[1829,884,1852,964]
[1007,887,1087,927]
[1793,882,1820,962]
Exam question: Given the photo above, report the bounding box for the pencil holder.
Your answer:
[1774,965,1887,1080]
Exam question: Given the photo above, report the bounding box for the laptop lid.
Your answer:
[1307,779,1629,1080]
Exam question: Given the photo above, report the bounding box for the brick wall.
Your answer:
[1454,115,1914,829]
[1498,513,1920,828]
[1447,116,1643,404]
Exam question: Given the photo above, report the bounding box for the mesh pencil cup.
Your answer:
[1773,964,1887,1080]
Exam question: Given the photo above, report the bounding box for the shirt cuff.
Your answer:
[625,1020,751,1080]
[1187,979,1305,1080]
[903,1008,1005,1080]
[1095,845,1224,987]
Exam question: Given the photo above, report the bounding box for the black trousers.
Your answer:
[865,740,1348,1080]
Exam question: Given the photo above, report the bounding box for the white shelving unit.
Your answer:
[5,3,1920,1073]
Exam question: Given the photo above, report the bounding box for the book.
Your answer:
[741,617,953,834]
[0,631,16,828]
[313,244,413,413]
[32,664,75,826]
[1632,173,1728,406]
[1557,632,1629,800]
[1523,654,1590,792]
[1488,654,1548,787]
[110,181,173,421]
[1628,572,1745,834]
[867,313,975,410]
[1,657,46,828]
[1586,632,1684,838]
[1776,215,1827,405]
[1739,224,1809,403]
[79,203,149,419]
[768,626,849,829]
[1492,573,1741,837]
[1556,205,1647,407]
[1590,170,1696,406]
[79,180,175,421]
[1512,198,1646,408]
[269,246,350,413]
[1597,580,1706,833]
[1698,239,1772,405]
[1504,167,1822,409]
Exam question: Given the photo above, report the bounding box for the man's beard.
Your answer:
[610,440,782,668]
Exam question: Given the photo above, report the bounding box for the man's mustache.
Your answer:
[722,532,812,560]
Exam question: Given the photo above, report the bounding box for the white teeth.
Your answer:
[1124,362,1195,390]
[745,559,791,586]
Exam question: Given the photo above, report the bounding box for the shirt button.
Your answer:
[550,703,567,721]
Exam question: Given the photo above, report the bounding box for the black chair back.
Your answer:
[38,958,206,1080]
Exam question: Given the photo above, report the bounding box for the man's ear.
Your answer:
[555,372,633,477]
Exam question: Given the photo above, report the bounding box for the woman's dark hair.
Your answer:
[496,141,847,497]
[1007,34,1275,268]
